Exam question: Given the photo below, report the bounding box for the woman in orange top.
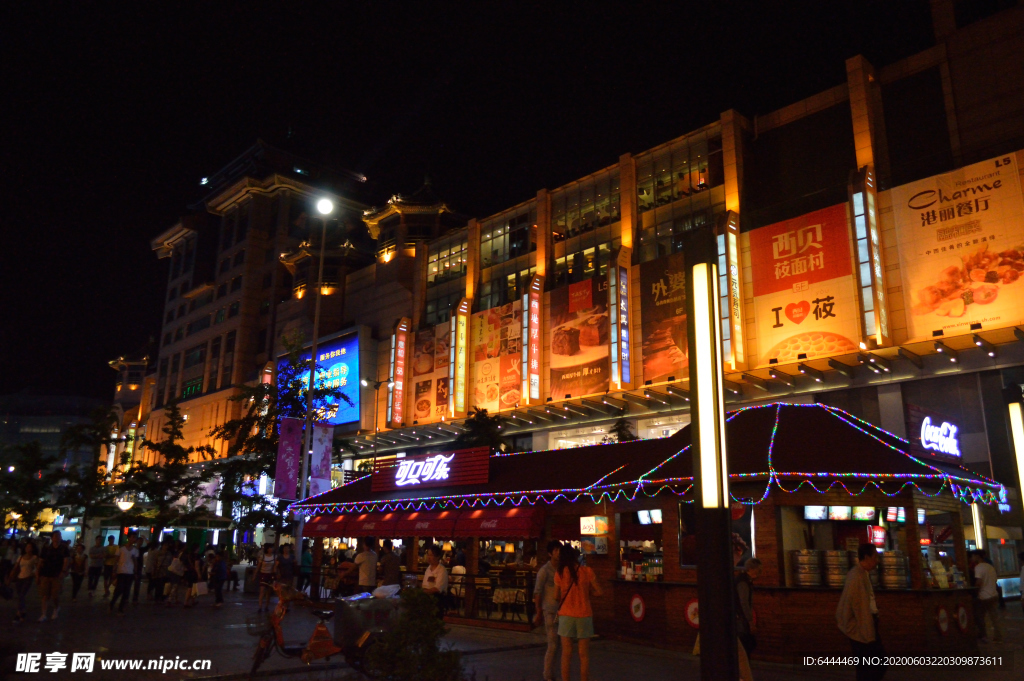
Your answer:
[553,545,602,681]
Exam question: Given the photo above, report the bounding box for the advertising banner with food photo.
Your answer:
[893,153,1024,340]
[469,302,522,411]
[549,278,610,399]
[750,204,860,366]
[410,321,451,424]
[639,252,688,383]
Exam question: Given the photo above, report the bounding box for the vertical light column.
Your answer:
[609,247,632,390]
[522,275,544,404]
[691,260,729,508]
[387,318,411,428]
[971,502,986,552]
[449,299,471,418]
[1009,402,1024,543]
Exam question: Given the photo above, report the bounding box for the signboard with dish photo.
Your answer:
[892,152,1024,341]
[639,252,688,383]
[410,321,451,424]
[469,301,522,412]
[549,278,610,399]
[749,204,860,367]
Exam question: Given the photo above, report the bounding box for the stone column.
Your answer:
[618,154,637,251]
[465,219,481,302]
[903,496,925,589]
[535,190,551,279]
[951,506,968,576]
[465,538,480,617]
[311,539,323,601]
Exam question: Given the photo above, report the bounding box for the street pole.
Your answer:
[684,226,739,681]
[295,200,333,547]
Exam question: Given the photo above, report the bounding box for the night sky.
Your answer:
[1,1,936,401]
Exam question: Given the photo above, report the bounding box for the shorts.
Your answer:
[37,575,62,604]
[103,565,114,580]
[259,572,275,587]
[557,615,594,639]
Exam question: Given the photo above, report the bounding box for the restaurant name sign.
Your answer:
[371,446,490,492]
[919,417,960,457]
[906,403,961,462]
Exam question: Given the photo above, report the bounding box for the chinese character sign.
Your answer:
[469,301,522,412]
[548,278,610,399]
[276,333,361,426]
[309,423,334,497]
[892,152,1024,341]
[528,285,541,400]
[639,252,688,383]
[750,204,860,366]
[273,417,303,500]
[410,321,450,424]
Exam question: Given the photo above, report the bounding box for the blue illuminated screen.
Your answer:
[279,333,361,426]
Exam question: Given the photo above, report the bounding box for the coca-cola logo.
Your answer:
[479,520,498,529]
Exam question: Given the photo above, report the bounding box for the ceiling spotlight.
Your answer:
[797,364,825,382]
[973,334,996,358]
[768,369,794,387]
[864,353,891,372]
[665,385,690,401]
[934,340,958,362]
[723,380,743,395]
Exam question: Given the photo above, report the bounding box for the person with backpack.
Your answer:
[553,545,602,681]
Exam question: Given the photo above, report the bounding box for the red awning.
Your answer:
[346,512,398,537]
[303,515,349,538]
[393,510,461,537]
[453,506,544,538]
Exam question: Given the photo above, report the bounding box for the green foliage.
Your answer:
[453,407,506,452]
[1,442,61,531]
[115,400,215,532]
[53,407,122,534]
[364,589,464,681]
[603,417,638,444]
[206,333,349,533]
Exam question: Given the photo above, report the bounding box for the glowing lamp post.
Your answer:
[295,198,335,547]
[684,227,738,681]
[1007,401,1024,543]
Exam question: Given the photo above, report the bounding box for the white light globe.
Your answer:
[316,198,334,215]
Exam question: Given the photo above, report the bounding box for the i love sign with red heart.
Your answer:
[785,300,810,324]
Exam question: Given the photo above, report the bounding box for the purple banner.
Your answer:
[309,423,334,497]
[273,418,303,500]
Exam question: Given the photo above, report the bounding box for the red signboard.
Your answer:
[527,276,543,401]
[347,512,398,537]
[304,515,348,538]
[371,446,490,493]
[389,318,411,428]
[393,510,460,537]
[452,506,544,538]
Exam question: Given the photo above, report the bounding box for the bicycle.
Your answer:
[249,582,341,677]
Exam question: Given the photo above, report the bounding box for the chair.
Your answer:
[474,577,495,620]
[449,568,466,616]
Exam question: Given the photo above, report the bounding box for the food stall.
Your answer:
[290,403,1005,660]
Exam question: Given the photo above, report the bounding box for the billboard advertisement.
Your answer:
[639,252,688,383]
[469,301,523,411]
[893,153,1024,340]
[309,423,334,497]
[279,332,361,427]
[272,417,302,500]
[549,278,610,399]
[410,321,451,423]
[750,204,860,366]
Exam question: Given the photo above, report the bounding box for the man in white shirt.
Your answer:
[343,538,378,594]
[421,544,449,616]
[109,533,139,615]
[970,550,1003,643]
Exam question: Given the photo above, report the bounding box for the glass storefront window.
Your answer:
[551,169,620,243]
[428,231,468,288]
[480,203,536,269]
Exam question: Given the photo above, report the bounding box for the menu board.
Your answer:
[639,252,688,383]
[892,153,1024,341]
[549,278,610,399]
[409,321,450,423]
[469,301,522,411]
[750,204,860,366]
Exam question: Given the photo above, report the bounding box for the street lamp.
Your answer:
[684,226,738,680]
[116,498,135,512]
[361,378,394,466]
[296,197,335,548]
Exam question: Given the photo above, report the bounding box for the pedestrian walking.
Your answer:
[102,535,118,597]
[836,544,885,681]
[109,533,139,615]
[297,543,313,593]
[36,531,70,621]
[211,549,228,607]
[182,547,200,607]
[970,550,1003,643]
[69,543,87,601]
[166,544,188,606]
[152,542,171,602]
[131,539,145,604]
[87,535,105,597]
[533,540,562,681]
[256,544,277,612]
[276,544,297,590]
[378,539,402,587]
[9,542,38,623]
[554,544,602,681]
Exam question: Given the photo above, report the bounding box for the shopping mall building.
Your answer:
[133,1,1024,576]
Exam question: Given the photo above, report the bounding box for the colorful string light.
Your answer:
[289,403,1003,515]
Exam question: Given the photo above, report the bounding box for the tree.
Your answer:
[206,334,348,542]
[53,406,122,542]
[364,588,463,681]
[453,407,506,452]
[1,442,61,533]
[602,417,638,444]
[115,400,215,533]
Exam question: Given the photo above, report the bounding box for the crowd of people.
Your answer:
[2,531,242,622]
